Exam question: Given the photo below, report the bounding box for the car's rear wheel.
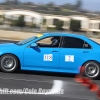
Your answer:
[0,54,18,72]
[82,61,100,79]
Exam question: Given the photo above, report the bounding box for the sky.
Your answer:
[1,0,100,12]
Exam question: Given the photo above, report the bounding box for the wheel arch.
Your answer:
[0,53,21,69]
[82,60,100,67]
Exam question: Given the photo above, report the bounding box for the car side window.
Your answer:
[62,36,84,48]
[36,36,61,48]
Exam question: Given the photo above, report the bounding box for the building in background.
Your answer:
[0,9,100,33]
[4,9,43,26]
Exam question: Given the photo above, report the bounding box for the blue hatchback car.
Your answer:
[0,32,100,79]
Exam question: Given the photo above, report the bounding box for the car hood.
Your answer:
[0,43,17,47]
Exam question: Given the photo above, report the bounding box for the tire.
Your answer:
[0,54,18,73]
[82,61,100,79]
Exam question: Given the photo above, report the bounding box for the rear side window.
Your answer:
[62,36,91,49]
[62,37,84,48]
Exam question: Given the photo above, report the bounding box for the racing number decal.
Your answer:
[65,55,74,62]
[37,34,43,37]
[44,54,53,61]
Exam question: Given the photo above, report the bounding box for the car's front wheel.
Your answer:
[83,61,100,79]
[0,54,18,72]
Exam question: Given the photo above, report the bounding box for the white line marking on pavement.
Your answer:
[0,77,94,99]
[0,80,63,95]
[38,80,63,95]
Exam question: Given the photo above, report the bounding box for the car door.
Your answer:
[59,36,92,73]
[23,36,61,70]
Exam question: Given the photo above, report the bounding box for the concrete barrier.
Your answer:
[0,30,100,43]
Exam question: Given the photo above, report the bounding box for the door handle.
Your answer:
[51,50,58,52]
[83,51,89,53]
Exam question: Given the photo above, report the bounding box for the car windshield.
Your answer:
[16,34,44,45]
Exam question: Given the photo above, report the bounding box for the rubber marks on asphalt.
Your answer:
[74,66,100,99]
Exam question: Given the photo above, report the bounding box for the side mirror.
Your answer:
[30,43,37,48]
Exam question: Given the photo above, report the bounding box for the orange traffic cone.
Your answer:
[88,83,99,92]
[80,66,85,75]
[74,75,84,83]
[81,77,92,86]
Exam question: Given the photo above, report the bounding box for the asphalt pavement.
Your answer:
[0,39,99,100]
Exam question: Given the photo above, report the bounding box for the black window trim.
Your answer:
[61,36,92,49]
[83,41,92,49]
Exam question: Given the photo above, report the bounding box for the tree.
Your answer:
[15,15,25,27]
[55,20,64,30]
[23,1,33,5]
[53,19,59,25]
[61,3,76,10]
[30,23,36,28]
[43,18,46,25]
[0,15,4,25]
[70,19,81,32]
[0,15,5,24]
[10,19,17,26]
[10,15,25,27]
[75,0,82,10]
[46,2,55,7]
[54,7,60,11]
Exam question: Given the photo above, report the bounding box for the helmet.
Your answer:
[51,37,59,46]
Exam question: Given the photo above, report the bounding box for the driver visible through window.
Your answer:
[36,36,61,48]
